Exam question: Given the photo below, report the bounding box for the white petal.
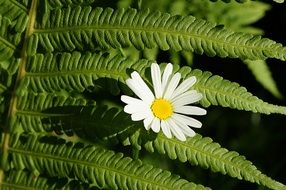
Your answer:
[131,112,150,121]
[126,78,154,104]
[121,95,143,105]
[172,91,203,107]
[150,117,160,133]
[173,119,196,137]
[143,116,154,130]
[174,106,207,116]
[167,119,186,141]
[161,120,172,138]
[163,73,181,99]
[131,72,154,100]
[161,63,173,94]
[124,103,150,114]
[151,63,163,98]
[173,113,202,128]
[171,76,196,98]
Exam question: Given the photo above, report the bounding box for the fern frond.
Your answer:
[22,52,286,115]
[212,0,283,3]
[0,0,29,32]
[273,0,284,3]
[0,57,20,76]
[0,16,17,62]
[15,95,142,148]
[0,83,6,103]
[46,0,96,8]
[9,134,210,190]
[188,0,269,32]
[29,7,286,61]
[0,83,5,107]
[0,170,94,190]
[12,91,96,132]
[143,133,286,190]
[0,83,6,94]
[244,59,282,99]
[0,58,20,88]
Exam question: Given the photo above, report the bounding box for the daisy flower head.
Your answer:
[121,63,207,141]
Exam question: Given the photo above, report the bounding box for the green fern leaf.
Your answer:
[21,52,286,115]
[0,0,29,32]
[244,59,282,99]
[0,170,94,190]
[143,133,286,190]
[0,83,5,106]
[13,91,96,132]
[0,58,20,76]
[273,0,284,3]
[9,134,210,190]
[15,94,142,148]
[188,0,269,32]
[0,16,17,62]
[0,83,6,94]
[46,0,96,8]
[28,7,286,61]
[0,0,29,62]
[212,0,283,3]
[0,58,20,88]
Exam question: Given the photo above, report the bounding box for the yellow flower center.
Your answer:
[151,99,173,120]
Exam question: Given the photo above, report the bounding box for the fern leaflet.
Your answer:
[8,134,210,190]
[0,0,29,32]
[28,7,286,61]
[0,16,16,62]
[13,91,96,132]
[211,0,284,3]
[143,133,286,190]
[21,52,286,115]
[244,59,282,99]
[0,170,94,190]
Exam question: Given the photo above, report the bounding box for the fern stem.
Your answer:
[0,0,38,183]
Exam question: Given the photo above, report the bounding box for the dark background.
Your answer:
[141,1,286,189]
[192,2,286,189]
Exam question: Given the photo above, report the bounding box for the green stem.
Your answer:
[0,0,38,183]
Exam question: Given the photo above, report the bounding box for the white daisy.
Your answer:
[121,63,206,141]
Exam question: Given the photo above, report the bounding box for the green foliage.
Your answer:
[0,15,16,62]
[29,7,286,61]
[8,134,210,190]
[210,0,284,3]
[143,134,286,190]
[1,170,94,190]
[186,0,282,99]
[244,59,282,99]
[0,0,286,190]
[187,0,270,33]
[21,52,286,115]
[12,91,96,132]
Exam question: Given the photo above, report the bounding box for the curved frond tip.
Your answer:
[244,59,282,99]
[143,133,286,190]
